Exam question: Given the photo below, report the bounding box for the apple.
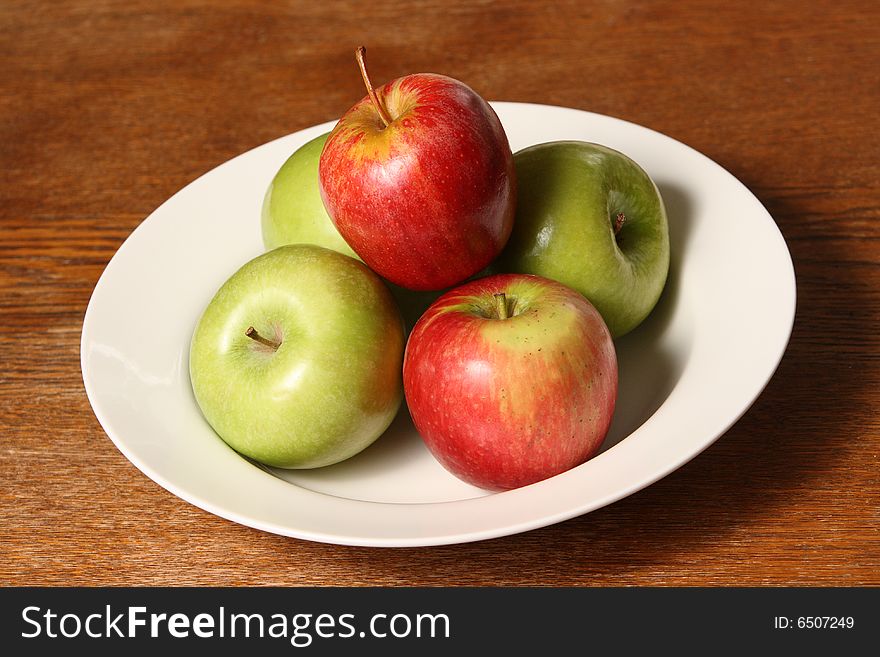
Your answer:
[319,46,516,291]
[189,244,405,468]
[261,132,359,259]
[403,273,617,491]
[496,141,670,337]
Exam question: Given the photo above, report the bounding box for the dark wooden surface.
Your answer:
[2,0,878,586]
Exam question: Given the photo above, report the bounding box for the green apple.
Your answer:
[496,141,669,337]
[261,133,359,259]
[189,244,405,468]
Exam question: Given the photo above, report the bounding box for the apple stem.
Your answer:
[494,293,509,320]
[355,46,393,128]
[614,212,627,236]
[245,326,280,351]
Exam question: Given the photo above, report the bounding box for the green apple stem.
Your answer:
[356,46,393,128]
[493,293,509,320]
[614,212,627,236]
[245,326,280,351]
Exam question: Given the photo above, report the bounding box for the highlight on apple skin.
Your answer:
[189,244,405,469]
[403,273,618,491]
[319,47,516,292]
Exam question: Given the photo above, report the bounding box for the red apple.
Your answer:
[319,47,516,291]
[403,273,617,491]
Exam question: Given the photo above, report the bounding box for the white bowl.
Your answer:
[81,102,796,546]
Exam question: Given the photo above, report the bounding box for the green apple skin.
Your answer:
[189,244,405,469]
[496,141,669,337]
[261,133,359,259]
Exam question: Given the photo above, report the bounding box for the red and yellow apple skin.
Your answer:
[403,273,617,491]
[319,73,516,291]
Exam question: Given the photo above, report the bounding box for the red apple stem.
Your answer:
[494,293,509,320]
[614,212,627,236]
[245,326,280,351]
[355,46,393,128]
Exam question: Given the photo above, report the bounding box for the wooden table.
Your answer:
[2,0,878,586]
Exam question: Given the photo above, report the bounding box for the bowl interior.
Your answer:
[268,188,693,503]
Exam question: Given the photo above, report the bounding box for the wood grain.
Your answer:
[1,0,878,586]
